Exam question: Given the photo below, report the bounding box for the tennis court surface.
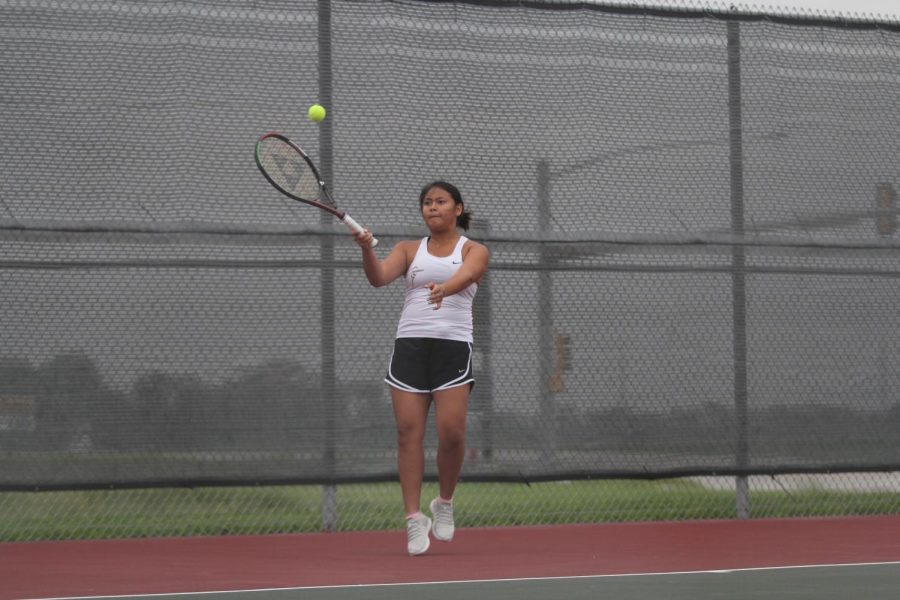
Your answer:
[4,516,899,599]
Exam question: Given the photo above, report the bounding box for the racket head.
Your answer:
[255,133,343,217]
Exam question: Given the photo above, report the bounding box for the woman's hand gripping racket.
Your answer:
[255,133,377,247]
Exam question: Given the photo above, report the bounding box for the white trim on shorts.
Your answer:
[384,346,430,394]
[432,342,473,391]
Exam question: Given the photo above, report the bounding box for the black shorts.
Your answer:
[385,337,474,393]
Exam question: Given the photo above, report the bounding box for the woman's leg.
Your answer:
[432,384,469,501]
[390,387,432,515]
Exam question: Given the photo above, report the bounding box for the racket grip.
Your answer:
[342,214,378,247]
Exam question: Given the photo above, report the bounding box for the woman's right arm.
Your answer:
[355,231,411,288]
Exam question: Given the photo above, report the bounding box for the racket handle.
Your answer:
[342,214,378,248]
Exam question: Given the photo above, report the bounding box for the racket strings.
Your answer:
[257,138,321,202]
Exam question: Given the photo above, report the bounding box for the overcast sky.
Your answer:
[600,0,900,21]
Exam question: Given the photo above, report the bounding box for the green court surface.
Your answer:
[44,563,900,600]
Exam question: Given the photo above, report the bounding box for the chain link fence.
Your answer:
[5,474,900,541]
[3,0,900,541]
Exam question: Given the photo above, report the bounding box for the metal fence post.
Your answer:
[728,20,750,519]
[318,0,338,532]
[537,160,556,465]
[471,219,494,460]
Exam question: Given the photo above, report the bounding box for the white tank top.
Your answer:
[396,236,478,343]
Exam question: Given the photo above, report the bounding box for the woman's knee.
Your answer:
[396,421,426,447]
[437,424,465,449]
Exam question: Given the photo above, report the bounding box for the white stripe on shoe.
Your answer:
[406,514,432,556]
[429,498,455,542]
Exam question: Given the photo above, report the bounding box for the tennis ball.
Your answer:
[307,104,326,122]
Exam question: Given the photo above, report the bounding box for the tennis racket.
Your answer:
[255,132,377,247]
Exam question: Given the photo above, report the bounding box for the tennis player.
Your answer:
[353,181,489,556]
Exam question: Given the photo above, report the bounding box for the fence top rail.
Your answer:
[413,0,900,29]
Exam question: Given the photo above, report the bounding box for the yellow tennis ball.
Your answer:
[307,104,326,122]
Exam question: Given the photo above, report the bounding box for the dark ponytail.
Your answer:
[419,180,472,231]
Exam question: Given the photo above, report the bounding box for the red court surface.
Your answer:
[3,516,900,599]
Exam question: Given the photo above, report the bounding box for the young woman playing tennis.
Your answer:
[353,181,489,556]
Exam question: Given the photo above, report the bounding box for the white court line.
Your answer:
[24,561,900,600]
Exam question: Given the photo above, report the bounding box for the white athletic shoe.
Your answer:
[406,514,432,556]
[429,498,455,542]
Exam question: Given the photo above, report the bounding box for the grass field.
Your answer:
[3,478,900,542]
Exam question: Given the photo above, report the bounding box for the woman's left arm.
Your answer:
[426,242,490,308]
